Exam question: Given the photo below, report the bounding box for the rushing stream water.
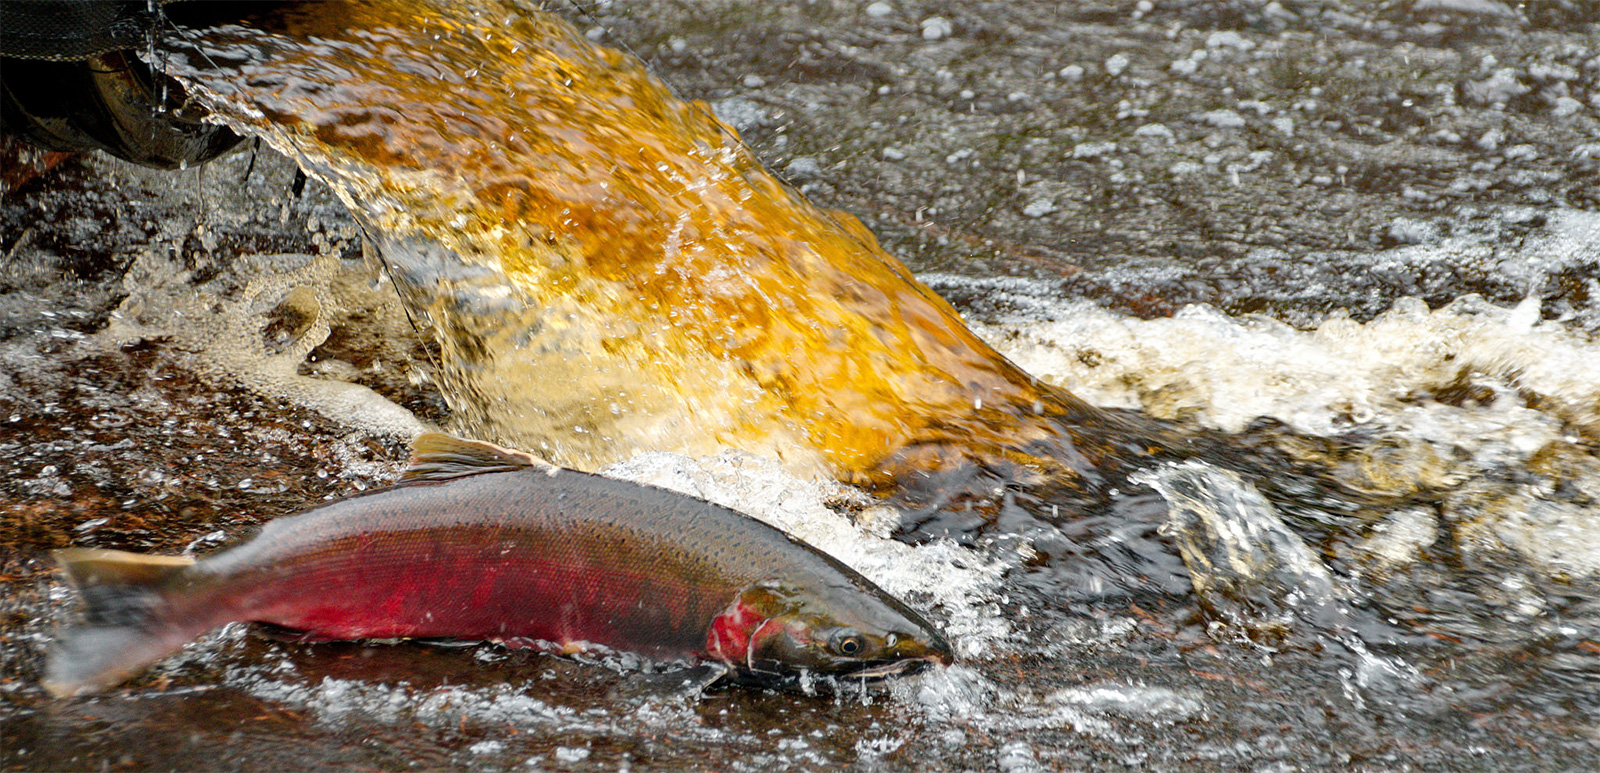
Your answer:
[3,1,1599,771]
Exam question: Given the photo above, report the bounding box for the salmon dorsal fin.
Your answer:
[402,433,556,484]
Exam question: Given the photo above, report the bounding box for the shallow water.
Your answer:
[4,1,1600,771]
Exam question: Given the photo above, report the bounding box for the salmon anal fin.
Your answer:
[401,432,557,484]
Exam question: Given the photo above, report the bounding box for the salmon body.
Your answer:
[46,435,952,696]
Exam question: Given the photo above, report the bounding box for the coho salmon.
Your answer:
[45,434,952,696]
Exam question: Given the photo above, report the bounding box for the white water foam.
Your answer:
[928,209,1600,443]
[1047,683,1206,724]
[925,234,1600,583]
[104,250,429,439]
[948,289,1600,440]
[930,218,1600,619]
[227,662,761,754]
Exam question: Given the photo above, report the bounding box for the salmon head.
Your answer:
[704,577,953,684]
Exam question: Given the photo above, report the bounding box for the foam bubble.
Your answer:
[1047,683,1206,723]
[103,250,428,439]
[927,207,1600,448]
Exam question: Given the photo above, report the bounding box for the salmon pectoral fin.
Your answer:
[248,621,330,643]
[44,549,199,698]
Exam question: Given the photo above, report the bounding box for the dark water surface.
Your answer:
[4,1,1599,771]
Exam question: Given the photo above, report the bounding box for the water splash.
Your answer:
[157,0,1129,488]
[1134,462,1342,645]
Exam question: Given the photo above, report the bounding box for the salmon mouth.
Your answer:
[718,655,945,693]
[842,656,942,680]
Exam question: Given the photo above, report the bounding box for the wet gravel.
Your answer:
[3,1,1599,771]
[573,0,1599,325]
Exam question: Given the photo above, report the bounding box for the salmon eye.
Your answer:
[829,629,864,656]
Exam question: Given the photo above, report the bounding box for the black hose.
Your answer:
[0,1,245,169]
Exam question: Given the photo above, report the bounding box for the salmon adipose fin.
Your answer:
[45,549,197,698]
[401,432,556,483]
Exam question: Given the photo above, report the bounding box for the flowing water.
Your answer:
[157,0,1144,492]
[2,1,1599,771]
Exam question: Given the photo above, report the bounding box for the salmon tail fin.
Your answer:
[44,548,197,698]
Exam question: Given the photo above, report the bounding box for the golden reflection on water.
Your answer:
[174,0,1135,488]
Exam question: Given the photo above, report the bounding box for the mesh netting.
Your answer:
[0,1,179,61]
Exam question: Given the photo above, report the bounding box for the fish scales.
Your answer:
[45,434,952,695]
[189,470,818,657]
